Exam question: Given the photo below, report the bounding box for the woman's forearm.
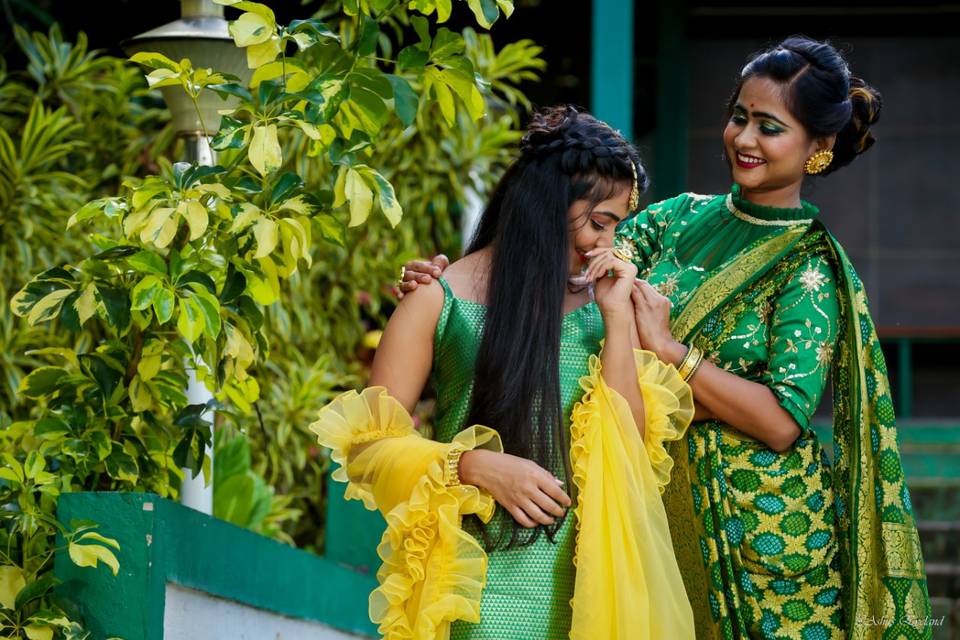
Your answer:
[659,342,800,451]
[601,312,646,436]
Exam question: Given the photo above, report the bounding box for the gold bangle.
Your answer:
[445,444,466,487]
[611,247,632,263]
[685,348,704,382]
[677,344,704,382]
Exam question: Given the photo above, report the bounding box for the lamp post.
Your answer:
[123,0,251,515]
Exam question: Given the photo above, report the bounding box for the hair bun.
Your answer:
[520,105,579,155]
[828,76,882,173]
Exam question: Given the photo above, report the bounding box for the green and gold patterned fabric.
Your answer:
[615,186,931,639]
[431,277,605,640]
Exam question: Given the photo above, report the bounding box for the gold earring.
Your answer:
[804,150,834,175]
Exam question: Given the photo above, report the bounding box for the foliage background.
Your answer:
[0,0,544,635]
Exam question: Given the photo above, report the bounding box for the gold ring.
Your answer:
[395,265,406,289]
[612,247,631,263]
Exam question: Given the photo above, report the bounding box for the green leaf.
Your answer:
[18,367,68,399]
[181,200,209,241]
[246,37,281,69]
[68,542,119,576]
[137,340,164,381]
[431,28,464,62]
[357,16,380,56]
[248,124,282,176]
[127,251,167,276]
[230,202,261,233]
[128,51,179,71]
[129,374,154,412]
[442,68,485,120]
[178,270,217,295]
[130,275,161,311]
[24,624,54,640]
[410,15,431,46]
[27,289,73,326]
[33,416,70,439]
[140,207,178,248]
[358,167,403,227]
[153,286,176,324]
[80,354,124,403]
[397,45,429,71]
[14,574,58,611]
[214,473,255,526]
[0,565,26,610]
[192,290,223,339]
[209,83,253,102]
[387,75,418,126]
[74,283,98,326]
[268,172,304,207]
[316,214,346,247]
[228,11,274,46]
[78,531,120,550]
[221,267,246,303]
[433,77,456,125]
[177,298,205,343]
[96,285,131,331]
[252,216,278,258]
[466,0,501,28]
[104,444,139,483]
[344,168,374,227]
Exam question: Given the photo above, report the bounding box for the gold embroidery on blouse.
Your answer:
[799,267,828,292]
[725,193,813,227]
[655,273,680,297]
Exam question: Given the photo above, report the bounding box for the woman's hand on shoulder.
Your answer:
[458,449,572,528]
[396,254,450,299]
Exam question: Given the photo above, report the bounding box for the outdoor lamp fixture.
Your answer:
[122,0,251,515]
[122,0,252,165]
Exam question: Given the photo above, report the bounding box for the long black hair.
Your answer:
[464,105,645,549]
[728,36,882,174]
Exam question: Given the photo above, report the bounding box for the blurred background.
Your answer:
[1,0,957,637]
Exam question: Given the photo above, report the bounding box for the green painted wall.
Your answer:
[55,492,377,639]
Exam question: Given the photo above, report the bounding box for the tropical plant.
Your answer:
[1,0,522,635]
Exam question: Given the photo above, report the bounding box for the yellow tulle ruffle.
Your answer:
[568,349,696,639]
[309,386,502,639]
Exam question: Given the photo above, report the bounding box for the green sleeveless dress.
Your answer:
[431,278,604,640]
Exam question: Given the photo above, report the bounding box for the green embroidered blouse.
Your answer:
[616,185,839,431]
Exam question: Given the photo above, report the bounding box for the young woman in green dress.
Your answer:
[313,106,695,639]
[401,37,932,639]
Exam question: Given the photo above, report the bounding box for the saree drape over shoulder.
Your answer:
[310,279,695,639]
[615,187,932,639]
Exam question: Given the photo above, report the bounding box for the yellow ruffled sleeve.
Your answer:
[309,386,502,640]
[568,349,695,640]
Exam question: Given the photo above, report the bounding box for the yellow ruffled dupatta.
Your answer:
[310,387,503,639]
[310,349,696,639]
[568,349,695,639]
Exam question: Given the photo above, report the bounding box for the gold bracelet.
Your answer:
[445,444,466,487]
[677,344,704,382]
[685,348,704,382]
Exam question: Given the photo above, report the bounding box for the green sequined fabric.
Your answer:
[431,278,604,640]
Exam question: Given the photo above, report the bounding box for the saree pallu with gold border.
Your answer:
[663,223,932,639]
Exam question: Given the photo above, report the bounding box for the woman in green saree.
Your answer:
[401,37,931,639]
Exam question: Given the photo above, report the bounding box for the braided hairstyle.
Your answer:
[727,36,882,175]
[465,105,644,550]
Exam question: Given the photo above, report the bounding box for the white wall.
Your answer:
[163,584,370,640]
